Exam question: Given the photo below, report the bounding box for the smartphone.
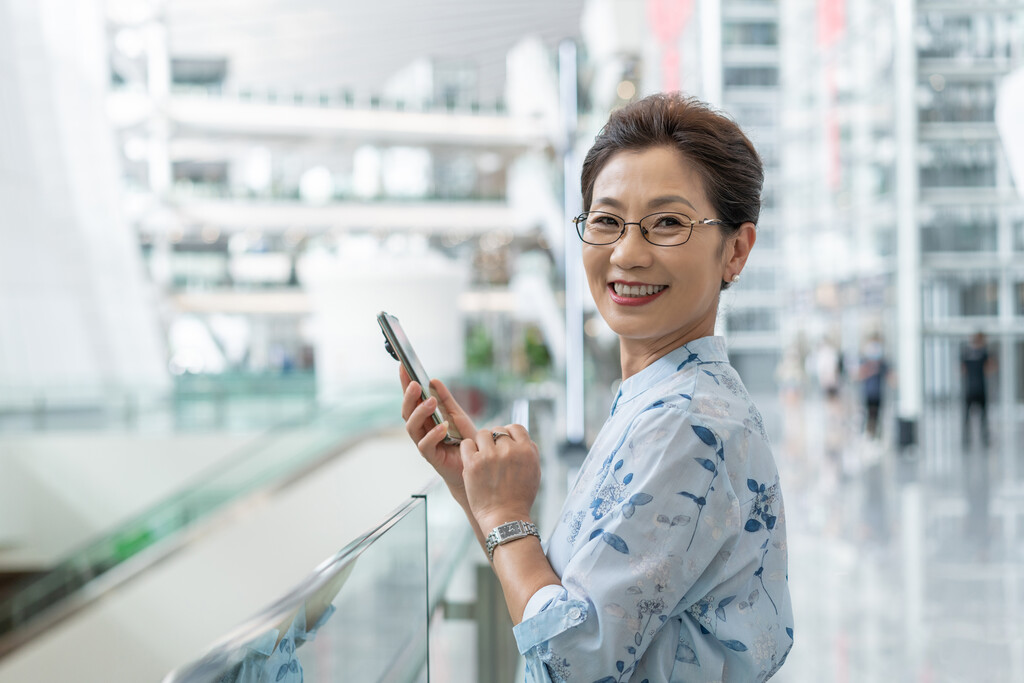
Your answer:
[377,311,463,445]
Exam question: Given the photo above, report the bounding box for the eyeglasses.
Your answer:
[573,211,728,247]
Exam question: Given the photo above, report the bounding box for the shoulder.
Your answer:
[627,364,772,464]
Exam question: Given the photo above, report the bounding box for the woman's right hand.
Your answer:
[400,365,478,506]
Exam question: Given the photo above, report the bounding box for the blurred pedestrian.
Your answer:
[814,336,841,402]
[858,334,889,439]
[961,331,994,449]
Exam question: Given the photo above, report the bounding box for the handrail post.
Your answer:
[475,563,519,683]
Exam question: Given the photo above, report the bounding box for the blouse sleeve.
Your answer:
[513,404,745,683]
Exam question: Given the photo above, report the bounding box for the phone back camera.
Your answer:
[382,335,399,361]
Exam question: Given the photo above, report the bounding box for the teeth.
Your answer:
[613,283,666,297]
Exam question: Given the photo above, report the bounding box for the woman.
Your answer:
[400,93,793,682]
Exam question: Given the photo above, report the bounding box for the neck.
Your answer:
[618,327,714,379]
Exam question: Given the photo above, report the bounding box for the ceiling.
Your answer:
[113,0,585,100]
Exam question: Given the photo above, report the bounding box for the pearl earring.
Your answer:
[731,273,741,283]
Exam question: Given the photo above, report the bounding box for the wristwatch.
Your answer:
[485,520,540,562]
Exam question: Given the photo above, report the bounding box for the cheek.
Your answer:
[582,253,604,291]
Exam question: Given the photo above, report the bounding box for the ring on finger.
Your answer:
[491,430,511,443]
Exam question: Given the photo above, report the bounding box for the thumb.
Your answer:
[431,379,477,435]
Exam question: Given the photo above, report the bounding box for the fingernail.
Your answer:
[437,420,448,431]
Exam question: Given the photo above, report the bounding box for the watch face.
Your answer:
[497,521,523,540]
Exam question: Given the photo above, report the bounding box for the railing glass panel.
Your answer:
[164,494,429,683]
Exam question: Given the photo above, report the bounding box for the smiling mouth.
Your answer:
[611,283,667,298]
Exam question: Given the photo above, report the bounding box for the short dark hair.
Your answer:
[581,93,764,234]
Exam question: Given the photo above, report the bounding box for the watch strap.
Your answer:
[485,520,539,561]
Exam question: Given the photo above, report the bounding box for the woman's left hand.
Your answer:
[460,424,541,532]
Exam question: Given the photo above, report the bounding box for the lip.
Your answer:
[607,281,669,306]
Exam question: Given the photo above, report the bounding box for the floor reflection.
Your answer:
[768,389,1024,683]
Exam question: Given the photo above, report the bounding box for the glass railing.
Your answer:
[163,492,432,683]
[0,373,319,433]
[159,400,532,682]
[161,397,532,683]
[0,387,405,650]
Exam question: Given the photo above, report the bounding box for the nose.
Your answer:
[609,223,654,269]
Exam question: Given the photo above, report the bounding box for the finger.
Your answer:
[475,427,498,452]
[430,379,477,435]
[398,364,411,391]
[417,420,450,459]
[406,395,439,440]
[506,423,530,441]
[460,434,479,465]
[401,380,424,421]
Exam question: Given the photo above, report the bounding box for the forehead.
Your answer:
[592,146,707,206]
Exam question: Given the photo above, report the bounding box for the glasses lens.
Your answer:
[577,211,622,244]
[639,213,693,246]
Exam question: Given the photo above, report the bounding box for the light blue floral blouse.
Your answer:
[513,337,793,682]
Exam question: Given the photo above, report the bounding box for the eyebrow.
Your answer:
[593,194,698,212]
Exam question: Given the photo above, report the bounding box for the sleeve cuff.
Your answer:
[513,586,588,655]
[521,584,565,621]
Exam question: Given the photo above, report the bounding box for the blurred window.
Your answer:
[1017,341,1024,402]
[957,279,998,317]
[923,275,999,319]
[724,67,778,87]
[918,79,996,123]
[918,12,1021,61]
[1013,214,1024,250]
[739,265,776,290]
[723,21,778,46]
[730,103,777,127]
[921,206,998,252]
[726,309,778,333]
[754,223,776,250]
[919,141,998,188]
[171,58,228,86]
[170,251,230,288]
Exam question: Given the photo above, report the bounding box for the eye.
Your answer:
[587,213,622,229]
[654,214,684,227]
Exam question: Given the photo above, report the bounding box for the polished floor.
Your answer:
[771,388,1024,683]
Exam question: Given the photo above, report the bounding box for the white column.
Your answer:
[560,40,585,447]
[699,0,723,106]
[893,0,922,437]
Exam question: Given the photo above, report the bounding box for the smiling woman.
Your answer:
[399,93,793,683]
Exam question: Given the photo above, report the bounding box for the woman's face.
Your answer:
[583,145,748,366]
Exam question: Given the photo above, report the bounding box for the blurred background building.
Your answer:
[1,0,1023,681]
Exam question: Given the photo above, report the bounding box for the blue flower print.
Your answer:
[744,479,778,533]
[590,458,646,520]
[677,424,724,550]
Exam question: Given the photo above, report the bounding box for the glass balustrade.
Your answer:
[163,493,430,683]
[0,373,323,433]
[0,389,405,647]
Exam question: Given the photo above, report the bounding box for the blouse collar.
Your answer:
[612,336,729,414]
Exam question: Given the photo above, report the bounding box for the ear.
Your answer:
[724,222,756,278]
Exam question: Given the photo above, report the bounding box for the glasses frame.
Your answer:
[573,210,729,247]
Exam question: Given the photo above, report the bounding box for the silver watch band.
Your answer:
[485,520,539,561]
